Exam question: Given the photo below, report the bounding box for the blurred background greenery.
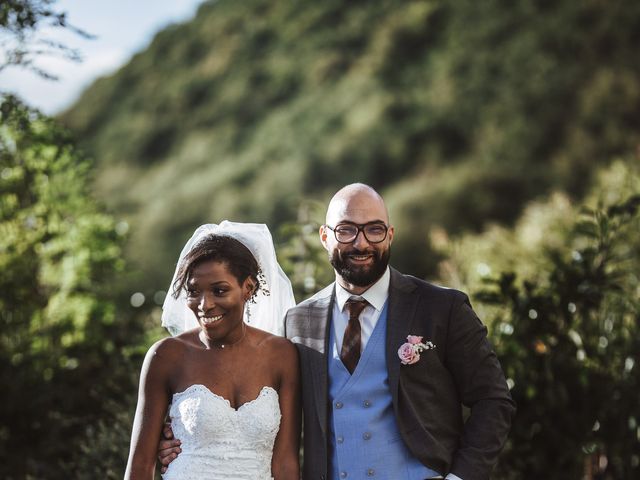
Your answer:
[1,0,639,478]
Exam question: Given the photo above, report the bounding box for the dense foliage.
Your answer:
[59,0,640,294]
[0,95,144,478]
[439,162,640,479]
[490,198,639,479]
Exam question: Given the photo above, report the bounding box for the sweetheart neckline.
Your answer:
[172,384,278,412]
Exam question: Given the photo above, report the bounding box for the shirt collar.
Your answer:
[335,267,390,312]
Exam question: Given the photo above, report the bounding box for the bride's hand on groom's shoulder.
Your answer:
[157,421,181,473]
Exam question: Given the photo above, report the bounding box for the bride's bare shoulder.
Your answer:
[146,329,200,361]
[252,328,298,363]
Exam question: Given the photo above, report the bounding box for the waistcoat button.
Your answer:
[335,401,343,409]
[367,468,375,476]
[362,431,372,440]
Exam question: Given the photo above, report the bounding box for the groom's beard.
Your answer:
[330,246,390,287]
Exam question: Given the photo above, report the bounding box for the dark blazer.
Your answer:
[284,268,515,480]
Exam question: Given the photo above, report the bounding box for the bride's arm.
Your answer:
[125,338,175,480]
[271,339,302,480]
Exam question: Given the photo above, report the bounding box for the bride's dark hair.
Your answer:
[171,235,265,300]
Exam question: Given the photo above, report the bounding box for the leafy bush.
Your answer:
[0,95,145,478]
[439,161,640,479]
[486,193,639,479]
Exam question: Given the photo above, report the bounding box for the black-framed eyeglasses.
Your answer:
[325,222,389,244]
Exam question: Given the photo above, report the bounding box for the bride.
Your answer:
[124,222,300,479]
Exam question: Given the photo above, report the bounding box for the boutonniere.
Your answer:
[398,335,436,365]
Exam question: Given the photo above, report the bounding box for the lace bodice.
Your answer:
[161,384,281,480]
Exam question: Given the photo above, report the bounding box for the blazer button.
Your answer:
[340,471,348,478]
[367,468,375,476]
[363,400,371,407]
[337,435,344,444]
[335,401,343,409]
[362,431,372,440]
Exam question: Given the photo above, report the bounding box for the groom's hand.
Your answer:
[157,422,181,474]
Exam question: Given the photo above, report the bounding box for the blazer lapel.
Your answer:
[386,268,419,406]
[307,286,335,437]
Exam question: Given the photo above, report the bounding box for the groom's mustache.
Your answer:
[345,248,376,256]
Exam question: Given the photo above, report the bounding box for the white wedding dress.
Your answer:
[161,384,281,480]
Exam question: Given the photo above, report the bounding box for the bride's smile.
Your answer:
[199,313,224,325]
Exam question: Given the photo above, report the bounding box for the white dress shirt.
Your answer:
[331,267,390,359]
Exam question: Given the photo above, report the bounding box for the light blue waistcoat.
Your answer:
[328,302,441,480]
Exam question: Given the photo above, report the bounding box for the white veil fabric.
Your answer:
[161,221,295,337]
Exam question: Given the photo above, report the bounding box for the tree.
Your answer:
[0,94,144,478]
[1,0,92,80]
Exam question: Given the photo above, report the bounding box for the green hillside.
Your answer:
[60,0,640,293]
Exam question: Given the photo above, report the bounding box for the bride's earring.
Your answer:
[244,280,256,324]
[245,300,252,323]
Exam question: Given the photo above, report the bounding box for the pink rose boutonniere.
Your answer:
[398,335,436,365]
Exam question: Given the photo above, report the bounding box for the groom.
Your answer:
[283,183,514,480]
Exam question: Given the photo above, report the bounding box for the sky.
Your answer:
[1,0,205,115]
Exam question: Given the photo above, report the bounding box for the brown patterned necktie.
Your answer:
[341,298,368,374]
